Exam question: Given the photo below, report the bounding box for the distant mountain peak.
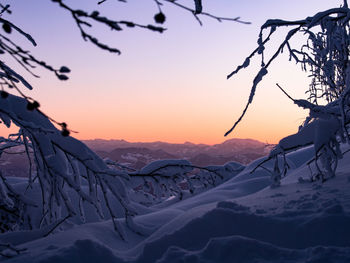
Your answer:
[222,138,265,145]
[83,138,267,168]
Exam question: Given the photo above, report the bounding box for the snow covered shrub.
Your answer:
[226,0,350,183]
[110,159,244,206]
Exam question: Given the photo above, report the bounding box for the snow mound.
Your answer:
[158,236,350,263]
[29,240,121,263]
[2,141,350,263]
[136,200,350,262]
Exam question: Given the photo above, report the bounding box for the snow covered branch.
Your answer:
[124,159,244,205]
[226,2,350,184]
[0,94,144,239]
[0,0,250,243]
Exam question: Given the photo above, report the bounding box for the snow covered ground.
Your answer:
[1,145,350,263]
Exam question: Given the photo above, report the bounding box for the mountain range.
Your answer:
[0,138,270,177]
[84,138,270,169]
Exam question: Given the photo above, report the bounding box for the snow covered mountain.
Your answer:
[1,144,350,262]
[0,139,267,177]
[84,138,267,157]
[95,147,178,169]
[85,138,267,169]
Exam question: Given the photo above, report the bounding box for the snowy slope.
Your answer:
[1,146,350,263]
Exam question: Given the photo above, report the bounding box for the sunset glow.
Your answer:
[1,0,339,144]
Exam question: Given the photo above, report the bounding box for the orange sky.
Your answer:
[0,1,338,145]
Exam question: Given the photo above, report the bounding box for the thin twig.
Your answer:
[276,83,295,102]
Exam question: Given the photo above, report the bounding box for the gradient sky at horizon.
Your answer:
[0,0,342,144]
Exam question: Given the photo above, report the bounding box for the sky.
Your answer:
[0,0,342,144]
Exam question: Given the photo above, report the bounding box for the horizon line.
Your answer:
[81,137,270,146]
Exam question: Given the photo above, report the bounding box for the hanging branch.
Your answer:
[0,0,250,138]
[51,0,168,54]
[124,160,243,205]
[0,0,250,243]
[225,6,350,136]
[97,0,250,27]
[225,2,350,184]
[0,94,138,239]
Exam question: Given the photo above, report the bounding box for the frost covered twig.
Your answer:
[226,4,350,135]
[0,0,249,138]
[161,0,250,25]
[52,0,164,54]
[225,2,350,184]
[0,0,250,240]
[0,94,147,239]
[98,0,250,27]
[276,83,295,102]
[51,0,249,55]
[125,160,243,204]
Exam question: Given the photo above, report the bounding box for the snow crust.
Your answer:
[1,144,350,263]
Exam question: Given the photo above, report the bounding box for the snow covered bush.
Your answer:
[226,0,350,184]
[123,159,244,205]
